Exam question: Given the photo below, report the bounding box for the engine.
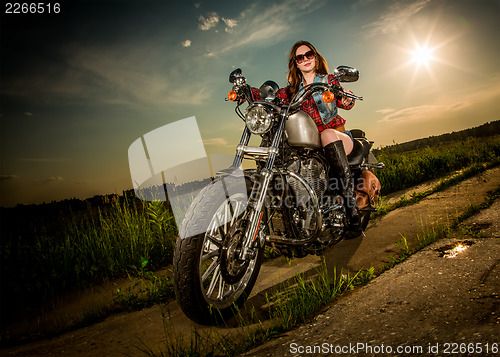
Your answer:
[286,156,328,203]
[284,155,344,254]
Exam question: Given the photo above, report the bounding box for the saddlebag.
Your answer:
[355,169,381,210]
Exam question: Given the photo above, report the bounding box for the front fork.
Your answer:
[232,115,286,260]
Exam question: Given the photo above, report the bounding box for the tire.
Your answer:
[172,175,264,325]
[345,210,371,239]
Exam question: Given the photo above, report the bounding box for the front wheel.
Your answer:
[173,176,264,325]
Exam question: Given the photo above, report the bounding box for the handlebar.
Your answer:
[289,83,330,111]
[230,77,362,110]
[289,82,363,112]
[343,92,363,101]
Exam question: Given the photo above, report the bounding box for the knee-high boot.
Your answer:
[323,140,362,232]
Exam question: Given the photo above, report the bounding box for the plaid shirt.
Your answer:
[251,74,353,132]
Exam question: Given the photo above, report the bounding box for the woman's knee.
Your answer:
[321,129,341,146]
[321,129,354,154]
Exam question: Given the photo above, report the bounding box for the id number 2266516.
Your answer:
[5,3,61,14]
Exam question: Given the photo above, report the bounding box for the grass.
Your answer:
[373,159,500,218]
[0,196,178,345]
[375,135,500,195]
[4,196,176,294]
[112,271,174,311]
[265,264,359,329]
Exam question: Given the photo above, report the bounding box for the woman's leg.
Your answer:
[321,128,354,154]
[321,129,361,232]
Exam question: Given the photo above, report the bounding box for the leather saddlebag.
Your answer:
[355,170,381,210]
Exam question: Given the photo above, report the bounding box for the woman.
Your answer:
[275,40,361,232]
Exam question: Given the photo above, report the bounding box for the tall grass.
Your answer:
[0,197,177,320]
[375,136,500,194]
[373,159,499,218]
[266,264,359,329]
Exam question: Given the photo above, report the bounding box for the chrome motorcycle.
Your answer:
[173,66,384,325]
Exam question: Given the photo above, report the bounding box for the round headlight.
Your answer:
[245,104,273,135]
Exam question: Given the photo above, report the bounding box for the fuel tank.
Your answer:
[285,110,321,149]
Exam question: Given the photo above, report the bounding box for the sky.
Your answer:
[0,0,499,207]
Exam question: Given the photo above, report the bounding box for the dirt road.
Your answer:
[2,167,499,357]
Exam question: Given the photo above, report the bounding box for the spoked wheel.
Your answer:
[173,177,265,325]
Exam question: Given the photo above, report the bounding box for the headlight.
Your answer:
[245,104,273,135]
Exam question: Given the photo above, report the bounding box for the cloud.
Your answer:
[24,112,32,116]
[202,0,326,56]
[38,176,64,184]
[199,11,219,30]
[446,100,472,112]
[362,0,432,37]
[181,40,192,47]
[0,174,18,181]
[2,65,98,105]
[3,24,216,107]
[222,17,238,32]
[198,12,237,32]
[376,108,395,114]
[378,104,438,124]
[0,0,325,109]
[203,137,229,147]
[61,43,211,106]
[378,99,485,124]
[378,73,500,124]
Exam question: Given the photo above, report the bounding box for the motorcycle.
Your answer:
[173,66,384,325]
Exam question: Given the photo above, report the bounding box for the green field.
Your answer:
[376,135,500,195]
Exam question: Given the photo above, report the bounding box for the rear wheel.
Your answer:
[173,176,264,325]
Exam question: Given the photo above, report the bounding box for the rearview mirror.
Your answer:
[333,66,359,83]
[229,68,243,83]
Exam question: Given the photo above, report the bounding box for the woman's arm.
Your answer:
[276,87,290,104]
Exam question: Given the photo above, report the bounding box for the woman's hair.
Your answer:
[287,40,329,98]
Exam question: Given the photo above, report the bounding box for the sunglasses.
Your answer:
[295,50,315,64]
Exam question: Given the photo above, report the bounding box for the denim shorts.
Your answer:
[342,130,354,142]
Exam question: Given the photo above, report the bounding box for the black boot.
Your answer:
[324,140,362,233]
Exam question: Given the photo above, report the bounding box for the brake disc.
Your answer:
[219,220,250,285]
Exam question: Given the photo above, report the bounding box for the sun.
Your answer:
[410,45,435,67]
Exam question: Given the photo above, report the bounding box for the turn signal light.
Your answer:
[322,91,335,103]
[228,90,238,101]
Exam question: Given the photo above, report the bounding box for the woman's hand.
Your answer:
[341,89,355,108]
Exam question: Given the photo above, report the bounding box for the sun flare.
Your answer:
[411,45,435,66]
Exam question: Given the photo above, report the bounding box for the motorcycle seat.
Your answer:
[350,129,365,138]
[347,139,365,166]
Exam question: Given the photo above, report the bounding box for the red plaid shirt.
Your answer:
[251,74,353,132]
